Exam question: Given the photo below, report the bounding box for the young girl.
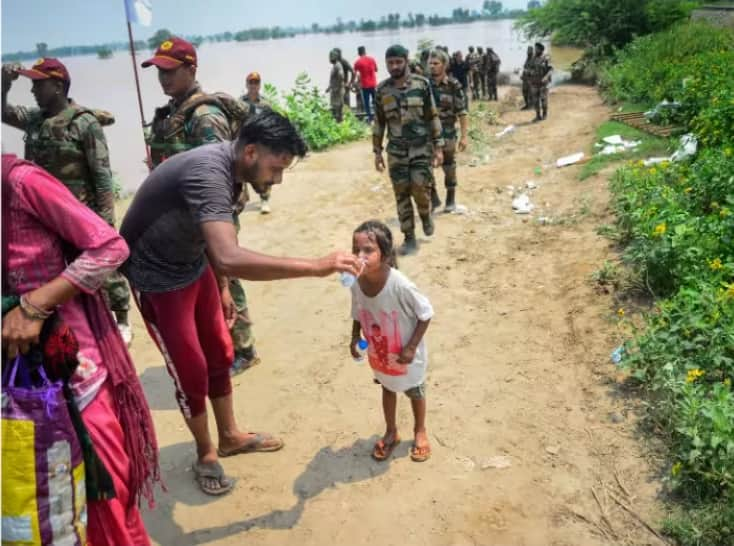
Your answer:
[348,220,434,462]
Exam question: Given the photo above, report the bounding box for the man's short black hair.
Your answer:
[237,110,307,158]
[358,46,366,55]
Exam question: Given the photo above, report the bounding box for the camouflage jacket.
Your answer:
[329,62,345,105]
[528,54,553,87]
[485,52,501,74]
[373,74,444,153]
[148,84,231,167]
[2,99,116,225]
[239,94,271,116]
[466,52,481,72]
[429,75,467,139]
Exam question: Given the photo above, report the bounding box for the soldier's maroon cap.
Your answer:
[142,37,197,69]
[17,58,70,82]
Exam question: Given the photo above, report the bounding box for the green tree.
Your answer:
[527,0,541,8]
[483,1,504,16]
[147,28,173,50]
[518,0,700,54]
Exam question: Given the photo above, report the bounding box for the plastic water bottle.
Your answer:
[353,339,369,363]
[340,271,357,288]
[340,259,366,288]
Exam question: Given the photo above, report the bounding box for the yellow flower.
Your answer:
[726,283,734,299]
[617,308,625,317]
[686,369,705,383]
[684,187,693,194]
[653,223,667,237]
[712,202,720,210]
[720,207,731,218]
[725,148,733,158]
[725,378,732,388]
[709,258,723,271]
[671,462,683,477]
[648,168,658,176]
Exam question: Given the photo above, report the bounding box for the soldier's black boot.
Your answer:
[420,213,435,236]
[399,232,418,256]
[444,189,456,213]
[532,110,542,123]
[431,187,442,212]
[542,107,548,120]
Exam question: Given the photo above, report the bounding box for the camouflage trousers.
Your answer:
[530,85,549,114]
[479,72,488,98]
[471,72,482,100]
[230,216,254,353]
[487,74,498,101]
[439,138,458,189]
[331,98,344,123]
[387,145,434,234]
[522,79,531,107]
[103,271,130,317]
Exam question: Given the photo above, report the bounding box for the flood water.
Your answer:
[3,19,545,191]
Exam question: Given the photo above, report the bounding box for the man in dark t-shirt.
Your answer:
[121,110,360,496]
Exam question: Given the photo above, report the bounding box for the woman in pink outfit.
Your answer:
[2,154,160,545]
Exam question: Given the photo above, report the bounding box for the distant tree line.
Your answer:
[2,1,534,63]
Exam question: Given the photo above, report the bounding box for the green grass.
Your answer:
[579,121,674,180]
[611,101,653,114]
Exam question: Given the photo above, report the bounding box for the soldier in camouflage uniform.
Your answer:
[528,42,553,122]
[485,47,501,101]
[374,45,444,256]
[240,71,273,214]
[477,47,487,99]
[326,49,345,123]
[143,37,260,375]
[521,46,534,110]
[1,58,133,344]
[428,49,468,213]
[466,46,481,101]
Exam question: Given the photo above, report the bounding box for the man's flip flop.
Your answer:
[410,443,432,463]
[372,435,401,461]
[192,461,235,496]
[217,433,284,457]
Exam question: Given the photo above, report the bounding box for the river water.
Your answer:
[3,19,545,191]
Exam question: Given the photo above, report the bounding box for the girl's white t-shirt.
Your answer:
[350,268,434,393]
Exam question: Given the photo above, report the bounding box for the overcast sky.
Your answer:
[2,0,530,52]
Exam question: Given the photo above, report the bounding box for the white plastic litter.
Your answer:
[597,135,641,156]
[641,133,699,166]
[643,157,669,166]
[512,193,534,214]
[603,135,625,145]
[556,152,585,168]
[525,181,538,190]
[670,134,698,162]
[452,204,469,215]
[495,125,516,138]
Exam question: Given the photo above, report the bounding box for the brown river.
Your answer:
[2,20,562,191]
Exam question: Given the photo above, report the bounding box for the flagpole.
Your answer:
[126,19,152,170]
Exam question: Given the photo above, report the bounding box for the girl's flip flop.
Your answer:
[372,435,401,461]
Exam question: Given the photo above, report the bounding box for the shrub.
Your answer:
[263,73,368,152]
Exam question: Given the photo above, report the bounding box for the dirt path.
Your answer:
[134,85,667,546]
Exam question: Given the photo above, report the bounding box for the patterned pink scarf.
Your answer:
[3,155,161,508]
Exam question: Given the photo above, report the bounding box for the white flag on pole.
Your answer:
[124,0,152,26]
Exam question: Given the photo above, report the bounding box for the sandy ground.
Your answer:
[129,85,669,546]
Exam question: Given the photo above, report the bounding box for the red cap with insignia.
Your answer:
[17,58,70,82]
[142,37,197,69]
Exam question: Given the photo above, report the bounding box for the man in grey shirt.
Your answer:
[121,111,359,496]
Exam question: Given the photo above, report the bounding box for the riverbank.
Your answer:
[123,85,673,546]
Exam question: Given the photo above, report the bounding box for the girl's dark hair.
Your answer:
[354,220,398,269]
[237,110,308,157]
